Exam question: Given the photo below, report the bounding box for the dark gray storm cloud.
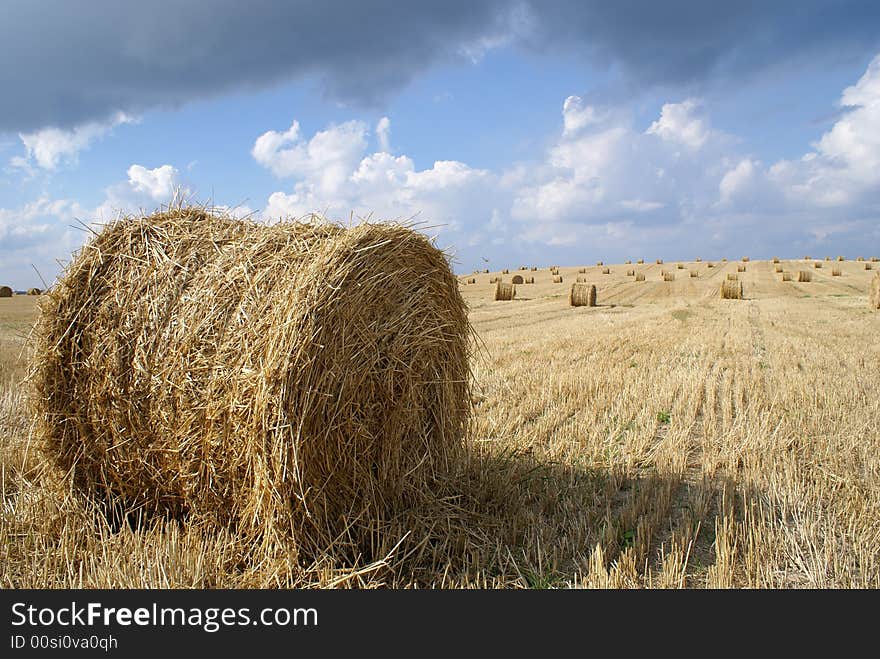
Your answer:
[2,0,879,132]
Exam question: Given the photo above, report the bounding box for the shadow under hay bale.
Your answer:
[720,280,743,299]
[495,281,516,301]
[31,205,473,562]
[569,282,596,307]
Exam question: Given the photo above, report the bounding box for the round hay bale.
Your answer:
[737,265,746,272]
[837,256,845,262]
[569,283,596,307]
[727,274,739,281]
[0,285,13,298]
[635,273,646,282]
[781,272,792,281]
[596,261,603,266]
[775,266,783,273]
[676,264,684,269]
[832,268,842,277]
[866,263,873,270]
[872,257,880,262]
[490,276,501,283]
[637,259,644,264]
[511,274,524,284]
[576,276,587,283]
[707,262,715,268]
[798,270,812,282]
[530,266,538,271]
[720,280,743,299]
[578,268,587,273]
[502,268,509,274]
[495,281,516,301]
[468,277,476,284]
[27,287,42,295]
[552,275,563,283]
[31,207,471,557]
[857,256,865,262]
[624,260,632,264]
[626,269,635,277]
[804,256,811,260]
[662,272,675,282]
[742,256,750,262]
[525,276,535,284]
[689,270,698,278]
[814,262,822,269]
[695,257,702,262]
[721,258,728,262]
[656,259,664,264]
[519,266,528,270]
[601,268,610,274]
[772,257,780,263]
[870,272,880,310]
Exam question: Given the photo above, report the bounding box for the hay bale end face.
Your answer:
[570,282,597,307]
[720,280,743,299]
[870,272,880,310]
[495,281,516,301]
[31,207,472,557]
[0,285,12,298]
[511,274,524,284]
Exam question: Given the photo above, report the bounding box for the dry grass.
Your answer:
[720,280,743,300]
[569,283,597,307]
[3,255,880,589]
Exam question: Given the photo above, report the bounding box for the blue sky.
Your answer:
[2,1,880,288]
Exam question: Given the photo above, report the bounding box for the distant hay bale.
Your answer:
[31,207,472,557]
[781,272,792,281]
[662,271,675,282]
[576,276,587,283]
[483,268,489,273]
[721,258,728,262]
[656,259,664,264]
[824,256,831,261]
[624,260,632,264]
[552,275,563,283]
[502,268,509,274]
[467,277,476,284]
[0,285,12,298]
[837,256,845,262]
[720,280,743,300]
[804,256,811,260]
[531,266,538,271]
[490,276,501,283]
[596,261,603,266]
[689,270,698,278]
[775,266,783,273]
[727,274,738,281]
[637,259,644,264]
[832,268,842,277]
[27,287,42,295]
[525,276,535,284]
[857,256,865,262]
[772,257,780,263]
[626,269,635,276]
[871,272,880,310]
[707,262,715,268]
[519,266,528,270]
[737,265,746,272]
[742,256,749,262]
[695,257,702,262]
[873,257,880,262]
[495,281,516,301]
[602,267,610,274]
[676,263,684,269]
[814,262,822,269]
[512,274,524,284]
[866,263,873,270]
[798,270,812,282]
[578,268,587,273]
[569,282,596,307]
[635,273,646,282]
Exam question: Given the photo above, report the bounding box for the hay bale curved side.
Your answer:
[720,280,743,299]
[27,288,42,296]
[870,272,880,310]
[569,283,596,307]
[494,281,516,300]
[31,208,472,555]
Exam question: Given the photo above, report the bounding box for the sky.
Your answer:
[2,1,880,288]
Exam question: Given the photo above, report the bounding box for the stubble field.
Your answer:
[2,257,878,587]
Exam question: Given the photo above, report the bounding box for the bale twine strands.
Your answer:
[569,282,597,307]
[31,206,472,559]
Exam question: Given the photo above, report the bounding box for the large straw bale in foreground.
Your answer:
[31,207,471,555]
[569,283,596,307]
[494,281,516,300]
[720,280,743,299]
[870,272,880,310]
